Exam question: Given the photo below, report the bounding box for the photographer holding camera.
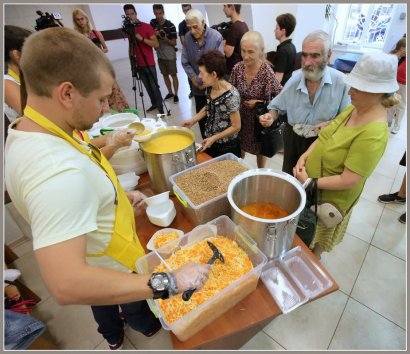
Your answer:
[123,4,164,114]
[150,4,179,103]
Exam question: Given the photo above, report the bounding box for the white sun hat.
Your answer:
[343,52,399,93]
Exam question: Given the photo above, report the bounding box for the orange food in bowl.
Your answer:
[154,232,180,248]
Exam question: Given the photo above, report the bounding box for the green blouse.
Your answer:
[305,105,388,213]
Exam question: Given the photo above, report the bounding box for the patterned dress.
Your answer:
[231,61,282,154]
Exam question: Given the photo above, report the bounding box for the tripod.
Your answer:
[126,25,171,117]
[128,44,146,117]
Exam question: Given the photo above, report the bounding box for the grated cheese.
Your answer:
[153,232,180,249]
[153,236,253,324]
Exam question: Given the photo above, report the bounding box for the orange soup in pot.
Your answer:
[241,202,289,219]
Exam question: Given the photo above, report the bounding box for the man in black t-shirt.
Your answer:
[178,4,193,98]
[222,4,249,78]
[273,13,297,86]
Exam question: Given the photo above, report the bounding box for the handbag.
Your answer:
[297,179,318,247]
[311,202,343,228]
[260,121,285,158]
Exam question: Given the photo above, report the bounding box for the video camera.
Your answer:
[210,21,232,39]
[34,10,64,31]
[151,24,175,40]
[121,15,141,36]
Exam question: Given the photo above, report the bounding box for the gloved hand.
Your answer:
[172,262,211,293]
[126,190,147,216]
[106,128,136,148]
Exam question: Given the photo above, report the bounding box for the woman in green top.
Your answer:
[293,53,401,259]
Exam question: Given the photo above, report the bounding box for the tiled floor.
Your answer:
[7,54,407,350]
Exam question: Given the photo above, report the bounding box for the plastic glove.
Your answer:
[126,190,147,207]
[172,262,211,293]
[106,128,136,148]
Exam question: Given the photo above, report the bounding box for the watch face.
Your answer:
[151,274,167,291]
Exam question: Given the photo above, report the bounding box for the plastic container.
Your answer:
[143,191,170,207]
[117,172,140,191]
[136,215,268,341]
[100,112,140,129]
[146,228,184,251]
[146,199,176,227]
[109,141,147,176]
[261,246,333,314]
[169,153,252,226]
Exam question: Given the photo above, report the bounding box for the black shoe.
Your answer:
[158,109,165,115]
[399,213,406,224]
[146,105,157,112]
[377,192,406,204]
[173,95,179,103]
[143,321,162,338]
[164,93,174,100]
[188,92,193,99]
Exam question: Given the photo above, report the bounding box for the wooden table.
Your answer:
[135,153,339,350]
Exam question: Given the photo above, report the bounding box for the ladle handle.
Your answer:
[100,128,114,135]
[182,288,196,301]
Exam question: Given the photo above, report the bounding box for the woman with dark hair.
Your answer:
[4,25,32,123]
[72,8,130,113]
[182,49,241,157]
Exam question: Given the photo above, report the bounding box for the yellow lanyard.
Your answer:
[7,68,20,83]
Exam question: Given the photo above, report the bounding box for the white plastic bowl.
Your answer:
[146,228,184,251]
[143,191,170,207]
[117,172,140,191]
[146,199,176,227]
[101,113,140,129]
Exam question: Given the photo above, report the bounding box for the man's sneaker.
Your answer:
[188,92,193,99]
[377,192,406,204]
[173,95,179,103]
[399,212,406,224]
[146,105,157,112]
[164,93,174,100]
[143,321,162,338]
[108,333,124,350]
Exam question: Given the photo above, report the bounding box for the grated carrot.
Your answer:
[154,232,180,249]
[153,236,253,324]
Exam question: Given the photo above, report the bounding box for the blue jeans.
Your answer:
[91,300,160,345]
[4,309,46,350]
[136,66,163,112]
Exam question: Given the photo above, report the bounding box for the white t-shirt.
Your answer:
[4,74,20,123]
[5,127,130,273]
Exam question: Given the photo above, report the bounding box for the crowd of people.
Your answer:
[3,3,406,350]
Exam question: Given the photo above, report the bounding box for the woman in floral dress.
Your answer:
[73,9,130,113]
[183,50,241,158]
[231,31,282,167]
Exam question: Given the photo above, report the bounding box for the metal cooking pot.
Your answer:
[227,169,306,260]
[140,126,197,193]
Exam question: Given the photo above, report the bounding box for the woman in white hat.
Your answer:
[293,52,400,259]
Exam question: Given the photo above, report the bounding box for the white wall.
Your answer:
[204,4,254,33]
[383,4,406,53]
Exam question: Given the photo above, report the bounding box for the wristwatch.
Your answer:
[147,272,178,300]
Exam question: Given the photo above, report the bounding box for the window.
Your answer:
[340,4,394,49]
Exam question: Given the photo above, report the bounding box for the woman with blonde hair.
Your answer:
[72,8,129,113]
[288,53,400,259]
[230,31,282,168]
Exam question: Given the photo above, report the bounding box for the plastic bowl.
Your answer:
[146,199,176,227]
[146,228,184,251]
[100,113,140,129]
[143,191,170,207]
[117,172,140,191]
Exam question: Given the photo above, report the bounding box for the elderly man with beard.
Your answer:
[259,30,350,174]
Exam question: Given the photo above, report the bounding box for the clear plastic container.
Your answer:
[136,215,268,341]
[261,246,333,314]
[168,153,252,225]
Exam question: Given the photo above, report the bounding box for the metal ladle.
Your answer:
[100,122,145,136]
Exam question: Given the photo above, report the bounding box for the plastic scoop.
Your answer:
[100,122,145,135]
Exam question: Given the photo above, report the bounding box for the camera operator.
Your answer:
[123,4,164,114]
[222,4,248,79]
[150,4,179,103]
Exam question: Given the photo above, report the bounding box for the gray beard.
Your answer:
[302,61,327,82]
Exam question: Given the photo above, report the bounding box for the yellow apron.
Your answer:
[7,68,20,83]
[23,106,145,271]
